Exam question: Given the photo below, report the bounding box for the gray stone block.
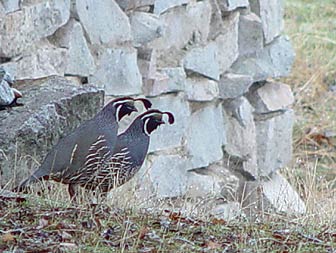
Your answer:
[115,0,154,11]
[1,41,67,80]
[218,73,253,99]
[148,93,191,152]
[1,0,20,13]
[218,0,249,11]
[52,19,95,77]
[0,76,104,186]
[0,0,70,57]
[255,109,294,176]
[73,0,131,45]
[238,13,263,56]
[89,47,142,96]
[185,77,219,101]
[223,97,258,179]
[183,12,239,80]
[154,0,190,14]
[185,103,226,168]
[247,81,294,113]
[130,12,164,47]
[231,36,295,82]
[250,0,284,43]
[137,48,157,79]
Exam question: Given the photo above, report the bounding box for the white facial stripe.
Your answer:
[140,112,161,121]
[116,103,123,122]
[113,99,133,107]
[143,118,151,136]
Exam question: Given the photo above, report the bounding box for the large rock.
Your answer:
[183,12,239,80]
[0,0,70,57]
[73,0,131,45]
[238,13,263,56]
[0,77,104,187]
[89,47,142,96]
[255,109,294,177]
[247,81,294,113]
[185,77,219,102]
[51,19,95,77]
[231,36,295,82]
[222,97,258,179]
[154,0,190,14]
[148,93,191,152]
[130,12,164,47]
[185,103,226,168]
[1,41,67,80]
[1,0,20,13]
[218,73,253,99]
[250,0,284,43]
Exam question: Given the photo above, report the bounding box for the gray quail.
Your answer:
[14,97,152,198]
[0,67,23,111]
[70,109,175,194]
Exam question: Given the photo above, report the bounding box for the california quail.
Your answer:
[70,109,175,194]
[0,68,23,111]
[14,97,152,197]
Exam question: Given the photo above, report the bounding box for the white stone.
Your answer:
[52,19,95,77]
[130,12,164,47]
[185,103,226,168]
[247,81,294,113]
[143,67,186,97]
[185,77,219,101]
[255,110,294,176]
[223,97,258,178]
[183,12,239,80]
[74,0,131,45]
[218,73,253,99]
[231,36,295,82]
[7,41,67,80]
[115,0,154,11]
[250,0,284,43]
[154,0,190,14]
[0,79,15,105]
[137,48,157,79]
[238,13,263,56]
[262,172,306,214]
[148,93,191,152]
[210,202,242,220]
[218,0,249,11]
[89,47,142,96]
[1,0,20,13]
[0,0,70,57]
[146,154,191,198]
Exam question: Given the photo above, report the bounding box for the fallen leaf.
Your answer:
[206,241,222,249]
[211,218,227,225]
[1,233,15,243]
[138,226,149,240]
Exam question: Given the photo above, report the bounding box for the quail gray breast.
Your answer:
[14,97,152,198]
[72,109,175,194]
[0,67,23,111]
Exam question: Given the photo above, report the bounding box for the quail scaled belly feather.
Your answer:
[14,97,152,198]
[71,109,175,194]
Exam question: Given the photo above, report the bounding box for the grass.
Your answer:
[1,0,336,252]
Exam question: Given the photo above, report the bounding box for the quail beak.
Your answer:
[128,106,138,115]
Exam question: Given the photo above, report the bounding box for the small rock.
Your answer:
[137,48,157,79]
[218,73,253,99]
[218,0,249,11]
[185,77,219,101]
[210,202,241,220]
[115,0,155,11]
[1,0,20,13]
[154,0,190,14]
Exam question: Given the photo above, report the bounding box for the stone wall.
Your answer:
[0,0,306,217]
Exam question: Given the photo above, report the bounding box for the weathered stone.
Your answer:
[137,48,157,79]
[2,41,67,80]
[218,0,249,11]
[186,163,239,199]
[255,109,294,176]
[73,0,131,45]
[208,0,224,40]
[185,77,219,101]
[183,12,239,80]
[52,19,95,77]
[1,0,20,13]
[250,0,284,43]
[247,81,294,113]
[151,1,211,66]
[185,103,226,168]
[0,0,70,57]
[89,47,142,96]
[145,154,191,198]
[0,78,15,106]
[222,97,258,179]
[143,67,186,97]
[238,13,263,56]
[148,93,191,152]
[130,12,164,47]
[218,73,253,99]
[241,172,306,215]
[115,0,154,11]
[231,36,295,82]
[0,76,104,186]
[154,0,190,14]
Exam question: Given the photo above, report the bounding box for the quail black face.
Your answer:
[116,101,137,122]
[141,110,175,135]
